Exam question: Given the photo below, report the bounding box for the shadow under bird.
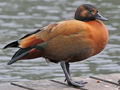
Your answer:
[3,4,109,88]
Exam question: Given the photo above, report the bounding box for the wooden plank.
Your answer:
[0,73,120,90]
[0,83,26,90]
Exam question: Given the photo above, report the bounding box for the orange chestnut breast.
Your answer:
[85,19,109,56]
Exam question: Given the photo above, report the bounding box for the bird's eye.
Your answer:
[89,10,93,13]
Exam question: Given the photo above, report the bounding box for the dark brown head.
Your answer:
[75,4,108,21]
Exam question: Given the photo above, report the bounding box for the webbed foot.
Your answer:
[68,80,87,87]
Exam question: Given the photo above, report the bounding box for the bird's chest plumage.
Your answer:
[85,20,109,56]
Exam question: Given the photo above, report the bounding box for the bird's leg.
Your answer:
[65,62,87,85]
[64,62,70,82]
[118,79,120,86]
[60,61,87,87]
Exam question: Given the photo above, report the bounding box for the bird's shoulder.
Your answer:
[35,20,86,41]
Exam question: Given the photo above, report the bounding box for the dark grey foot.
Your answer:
[74,80,88,84]
[118,79,120,86]
[60,61,87,88]
[68,80,87,87]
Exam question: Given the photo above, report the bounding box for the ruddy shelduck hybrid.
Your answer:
[3,4,109,87]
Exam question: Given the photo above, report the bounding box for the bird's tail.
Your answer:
[3,41,19,49]
[3,34,44,49]
[7,46,44,65]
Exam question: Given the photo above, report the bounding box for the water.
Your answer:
[0,0,120,83]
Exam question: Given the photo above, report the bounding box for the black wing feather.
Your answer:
[3,29,41,49]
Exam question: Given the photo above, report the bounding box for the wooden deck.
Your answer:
[0,73,120,90]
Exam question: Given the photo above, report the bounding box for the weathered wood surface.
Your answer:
[0,73,120,90]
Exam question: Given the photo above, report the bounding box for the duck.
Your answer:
[3,4,109,88]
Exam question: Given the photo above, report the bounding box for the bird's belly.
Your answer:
[43,35,93,62]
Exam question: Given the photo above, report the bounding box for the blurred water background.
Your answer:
[0,0,120,83]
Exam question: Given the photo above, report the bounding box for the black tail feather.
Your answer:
[7,47,33,65]
[12,47,33,59]
[3,29,41,49]
[3,41,19,49]
[7,50,31,65]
